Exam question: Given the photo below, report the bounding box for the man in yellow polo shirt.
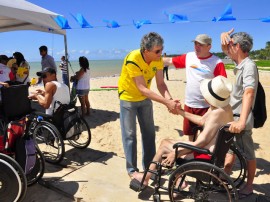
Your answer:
[118,32,179,179]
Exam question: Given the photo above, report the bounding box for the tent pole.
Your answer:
[64,34,70,89]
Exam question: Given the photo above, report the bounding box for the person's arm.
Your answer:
[72,68,85,80]
[35,82,56,109]
[59,62,63,69]
[221,28,234,55]
[163,57,173,66]
[0,82,9,87]
[133,74,179,113]
[178,107,210,126]
[229,88,255,133]
[163,54,186,68]
[155,69,174,99]
[178,111,220,155]
[48,56,57,70]
[162,113,220,166]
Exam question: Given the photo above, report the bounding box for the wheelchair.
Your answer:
[130,125,244,202]
[0,84,45,186]
[32,100,91,163]
[0,153,27,202]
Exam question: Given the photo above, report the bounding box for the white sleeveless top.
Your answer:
[46,81,70,115]
[77,69,90,90]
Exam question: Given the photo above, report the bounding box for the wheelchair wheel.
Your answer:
[33,121,65,164]
[168,162,238,202]
[0,153,27,202]
[229,144,247,188]
[26,146,45,186]
[67,117,91,149]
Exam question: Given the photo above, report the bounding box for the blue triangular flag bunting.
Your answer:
[103,20,120,28]
[133,20,152,29]
[261,17,270,22]
[214,4,236,22]
[54,15,71,29]
[71,13,93,28]
[164,11,188,23]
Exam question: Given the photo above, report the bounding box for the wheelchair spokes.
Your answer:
[169,163,238,202]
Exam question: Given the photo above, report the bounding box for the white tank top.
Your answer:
[46,81,70,115]
[77,69,90,90]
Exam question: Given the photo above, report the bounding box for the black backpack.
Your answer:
[253,81,267,128]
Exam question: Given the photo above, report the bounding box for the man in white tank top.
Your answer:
[28,67,70,115]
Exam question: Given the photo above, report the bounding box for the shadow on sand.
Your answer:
[83,108,119,129]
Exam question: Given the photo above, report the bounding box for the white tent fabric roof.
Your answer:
[0,0,65,35]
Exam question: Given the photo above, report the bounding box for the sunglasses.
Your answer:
[41,74,47,79]
[154,49,163,54]
[228,42,238,47]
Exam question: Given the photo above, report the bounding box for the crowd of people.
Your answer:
[0,45,91,117]
[0,29,259,199]
[119,29,258,199]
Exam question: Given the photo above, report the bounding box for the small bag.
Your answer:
[70,82,78,107]
[62,107,82,139]
[6,118,27,151]
[253,81,267,128]
[53,101,82,139]
[15,136,36,175]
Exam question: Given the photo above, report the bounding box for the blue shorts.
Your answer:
[76,89,89,96]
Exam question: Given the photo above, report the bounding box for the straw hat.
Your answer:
[200,76,232,108]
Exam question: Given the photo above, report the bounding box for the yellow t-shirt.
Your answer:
[118,49,163,101]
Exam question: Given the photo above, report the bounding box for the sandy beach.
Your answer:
[87,69,270,193]
[25,68,270,201]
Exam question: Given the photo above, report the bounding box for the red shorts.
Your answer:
[193,152,211,160]
[183,105,209,136]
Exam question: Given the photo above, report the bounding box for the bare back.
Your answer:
[195,104,234,151]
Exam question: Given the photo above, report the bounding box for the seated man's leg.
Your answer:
[133,138,178,185]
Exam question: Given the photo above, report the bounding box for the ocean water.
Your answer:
[28,59,124,79]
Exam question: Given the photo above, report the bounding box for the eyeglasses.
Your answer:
[151,48,163,54]
[228,42,238,47]
[155,49,163,54]
[41,74,47,79]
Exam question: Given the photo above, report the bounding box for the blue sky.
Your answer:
[1,0,270,62]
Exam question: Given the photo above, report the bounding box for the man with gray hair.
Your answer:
[221,28,257,199]
[118,32,179,178]
[163,34,227,141]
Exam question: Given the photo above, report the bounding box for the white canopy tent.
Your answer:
[0,0,70,87]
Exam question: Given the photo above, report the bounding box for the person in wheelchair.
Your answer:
[28,67,70,115]
[131,75,234,188]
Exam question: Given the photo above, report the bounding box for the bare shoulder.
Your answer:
[207,105,233,124]
[45,81,57,93]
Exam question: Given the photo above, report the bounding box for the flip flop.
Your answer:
[238,192,253,199]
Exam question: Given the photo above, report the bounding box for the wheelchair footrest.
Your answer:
[129,178,146,192]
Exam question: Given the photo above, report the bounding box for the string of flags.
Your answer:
[53,4,270,30]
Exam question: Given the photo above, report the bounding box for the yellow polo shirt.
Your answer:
[118,49,163,102]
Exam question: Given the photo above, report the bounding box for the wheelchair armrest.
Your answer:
[32,111,53,119]
[173,142,211,155]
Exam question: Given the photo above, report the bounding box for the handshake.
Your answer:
[166,99,184,115]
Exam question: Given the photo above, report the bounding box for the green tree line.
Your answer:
[167,41,270,60]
